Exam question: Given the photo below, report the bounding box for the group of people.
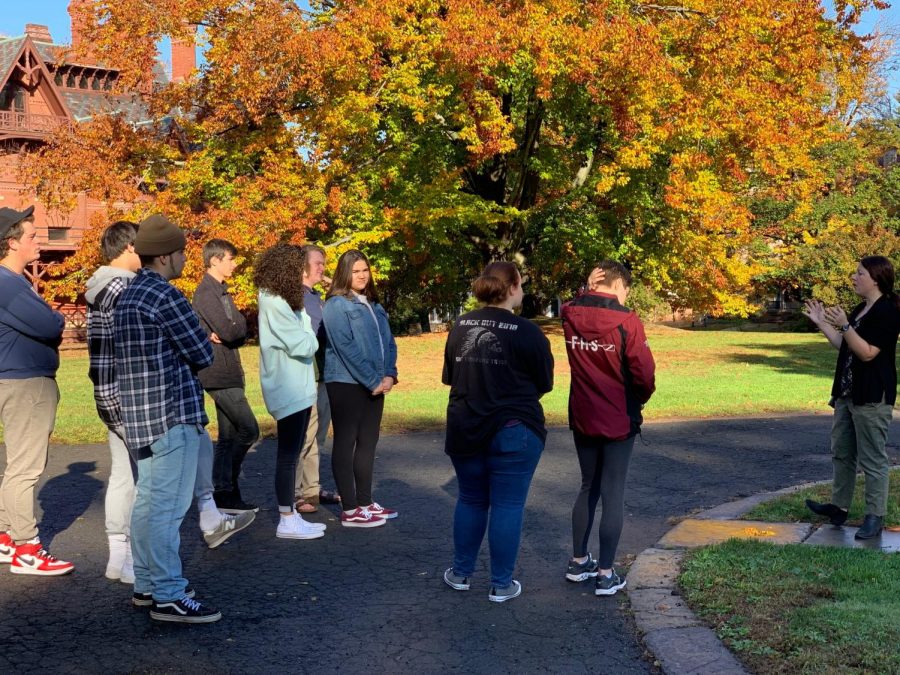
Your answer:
[0,202,897,620]
[0,209,397,623]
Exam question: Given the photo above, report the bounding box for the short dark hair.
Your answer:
[203,238,238,268]
[100,221,138,262]
[0,218,28,258]
[596,259,632,288]
[472,261,519,305]
[327,249,379,303]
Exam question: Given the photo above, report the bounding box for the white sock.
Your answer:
[199,508,223,533]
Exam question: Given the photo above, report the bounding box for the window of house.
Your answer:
[47,228,70,242]
[54,71,63,86]
[66,71,76,88]
[79,74,89,89]
[0,84,25,112]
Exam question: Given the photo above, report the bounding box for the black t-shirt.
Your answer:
[442,307,554,456]
[831,295,900,405]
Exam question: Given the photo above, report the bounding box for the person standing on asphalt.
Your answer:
[441,262,554,602]
[116,214,223,622]
[323,249,399,528]
[0,205,73,576]
[255,243,327,540]
[803,256,900,540]
[294,243,341,513]
[562,260,655,597]
[193,239,260,515]
[86,220,141,583]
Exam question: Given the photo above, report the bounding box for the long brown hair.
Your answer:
[253,243,307,310]
[327,249,379,303]
[861,256,900,310]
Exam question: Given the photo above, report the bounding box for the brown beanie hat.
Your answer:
[134,214,187,256]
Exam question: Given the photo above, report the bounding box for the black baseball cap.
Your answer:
[0,205,35,239]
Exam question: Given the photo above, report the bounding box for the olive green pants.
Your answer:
[831,396,893,517]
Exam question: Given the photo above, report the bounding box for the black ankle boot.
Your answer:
[854,514,884,540]
[805,499,848,526]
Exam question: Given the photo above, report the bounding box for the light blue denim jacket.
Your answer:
[322,294,398,391]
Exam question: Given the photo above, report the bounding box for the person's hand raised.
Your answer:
[801,299,826,325]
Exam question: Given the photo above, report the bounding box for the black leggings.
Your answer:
[275,408,312,511]
[571,433,635,569]
[327,382,385,511]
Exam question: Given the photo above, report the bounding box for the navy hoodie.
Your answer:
[562,291,655,440]
[0,266,64,379]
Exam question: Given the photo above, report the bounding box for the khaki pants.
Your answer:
[295,400,320,500]
[831,396,893,517]
[0,377,59,542]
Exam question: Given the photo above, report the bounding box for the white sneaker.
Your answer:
[276,513,325,540]
[105,534,128,581]
[120,539,135,584]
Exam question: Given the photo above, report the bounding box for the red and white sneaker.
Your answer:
[0,531,15,563]
[341,507,386,528]
[10,540,74,576]
[363,502,398,520]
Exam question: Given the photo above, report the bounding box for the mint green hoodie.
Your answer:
[258,290,318,420]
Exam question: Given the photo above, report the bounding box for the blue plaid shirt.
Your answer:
[114,269,213,452]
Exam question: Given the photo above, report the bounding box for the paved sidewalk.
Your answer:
[1,415,898,674]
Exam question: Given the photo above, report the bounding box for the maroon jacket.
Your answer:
[561,291,656,440]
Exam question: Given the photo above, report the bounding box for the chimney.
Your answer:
[68,0,90,53]
[171,26,197,83]
[25,24,53,43]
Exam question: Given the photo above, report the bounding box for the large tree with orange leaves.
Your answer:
[24,0,889,315]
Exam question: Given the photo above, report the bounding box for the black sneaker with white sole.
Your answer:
[595,571,626,596]
[150,595,222,623]
[133,587,195,607]
[566,553,599,582]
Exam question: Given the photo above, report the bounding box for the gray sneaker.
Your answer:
[203,511,255,549]
[595,570,626,596]
[443,567,470,591]
[566,553,599,582]
[488,580,522,603]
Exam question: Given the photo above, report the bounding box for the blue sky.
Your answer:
[2,1,899,95]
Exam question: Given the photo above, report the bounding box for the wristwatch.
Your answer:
[839,323,850,333]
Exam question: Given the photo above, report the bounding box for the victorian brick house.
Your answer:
[0,1,195,323]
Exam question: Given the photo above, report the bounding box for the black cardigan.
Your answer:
[192,273,248,390]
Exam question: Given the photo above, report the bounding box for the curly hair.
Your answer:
[253,243,308,310]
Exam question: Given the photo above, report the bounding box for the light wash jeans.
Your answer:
[450,422,544,587]
[131,424,202,601]
[105,427,136,537]
[195,429,215,505]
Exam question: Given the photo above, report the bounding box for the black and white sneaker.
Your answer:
[133,587,195,607]
[566,554,599,582]
[595,571,626,596]
[150,595,222,623]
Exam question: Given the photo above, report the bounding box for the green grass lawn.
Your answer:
[680,539,900,674]
[18,322,872,444]
[743,470,900,528]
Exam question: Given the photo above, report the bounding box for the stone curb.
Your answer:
[628,465,900,674]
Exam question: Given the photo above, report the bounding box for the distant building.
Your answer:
[0,1,194,317]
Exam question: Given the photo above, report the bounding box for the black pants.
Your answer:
[327,382,385,511]
[275,408,312,511]
[209,387,260,493]
[571,432,635,569]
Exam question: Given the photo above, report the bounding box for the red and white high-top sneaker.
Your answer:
[10,539,74,576]
[0,531,15,564]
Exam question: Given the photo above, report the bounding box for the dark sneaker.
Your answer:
[443,567,470,591]
[595,571,626,596]
[215,490,259,514]
[488,580,522,603]
[805,499,848,526]
[203,511,256,549]
[341,507,386,528]
[363,502,398,520]
[133,587,195,607]
[150,595,222,624]
[566,554,599,582]
[854,514,884,540]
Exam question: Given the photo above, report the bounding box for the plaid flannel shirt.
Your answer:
[114,269,213,452]
[87,277,130,430]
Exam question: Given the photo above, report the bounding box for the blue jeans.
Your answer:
[450,423,544,587]
[131,424,202,601]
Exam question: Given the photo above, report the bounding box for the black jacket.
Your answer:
[192,273,248,390]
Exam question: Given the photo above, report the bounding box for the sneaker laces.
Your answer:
[181,595,202,611]
[35,548,58,562]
